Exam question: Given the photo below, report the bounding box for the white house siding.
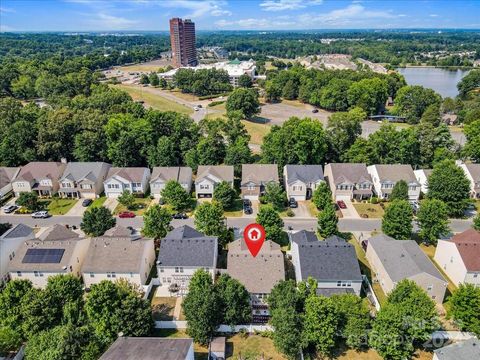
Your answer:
[414,169,430,194]
[83,272,143,288]
[434,240,466,286]
[460,164,479,198]
[156,266,215,297]
[316,280,362,296]
[195,179,215,198]
[12,180,33,197]
[409,273,446,304]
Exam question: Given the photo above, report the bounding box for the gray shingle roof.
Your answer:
[15,162,66,182]
[284,165,324,185]
[100,337,193,360]
[105,167,148,183]
[241,164,279,185]
[1,224,33,239]
[158,226,217,267]
[368,234,445,282]
[373,164,418,184]
[433,338,480,360]
[0,167,19,189]
[60,162,111,183]
[290,230,320,244]
[38,224,79,241]
[293,231,362,282]
[196,165,233,184]
[327,163,372,185]
[151,166,192,184]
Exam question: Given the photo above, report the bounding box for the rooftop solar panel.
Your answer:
[22,248,65,264]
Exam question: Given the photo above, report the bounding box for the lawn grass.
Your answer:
[167,89,199,102]
[151,297,177,321]
[89,196,107,208]
[40,198,77,215]
[307,201,320,217]
[241,120,270,145]
[227,334,286,360]
[335,347,433,360]
[353,203,385,219]
[114,197,152,216]
[223,199,244,217]
[112,84,192,114]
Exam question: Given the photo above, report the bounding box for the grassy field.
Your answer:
[40,199,77,215]
[89,196,107,208]
[114,197,152,216]
[241,120,271,145]
[112,84,192,114]
[335,348,433,360]
[167,89,199,102]
[353,203,385,218]
[223,199,244,217]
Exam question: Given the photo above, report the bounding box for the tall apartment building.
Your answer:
[169,18,197,68]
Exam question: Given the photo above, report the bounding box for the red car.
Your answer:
[337,200,347,209]
[118,211,135,218]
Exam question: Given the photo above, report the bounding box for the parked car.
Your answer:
[243,199,252,207]
[289,198,298,208]
[312,108,319,113]
[82,199,92,207]
[2,205,18,213]
[337,200,347,209]
[197,104,203,108]
[172,212,188,219]
[32,211,50,219]
[193,106,199,111]
[243,206,253,215]
[118,211,135,218]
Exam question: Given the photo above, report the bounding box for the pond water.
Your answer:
[396,67,470,98]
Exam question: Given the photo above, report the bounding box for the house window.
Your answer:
[132,183,141,188]
[337,281,341,287]
[159,268,164,273]
[180,267,184,273]
[34,271,39,277]
[81,184,93,190]
[200,184,209,190]
[427,285,433,291]
[17,271,22,277]
[408,186,417,191]
[432,296,436,300]
[162,277,166,282]
[247,185,255,190]
[175,267,179,273]
[111,272,116,278]
[90,273,95,278]
[293,186,303,191]
[130,272,134,277]
[473,274,478,278]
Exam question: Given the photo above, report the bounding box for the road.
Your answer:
[1,215,472,234]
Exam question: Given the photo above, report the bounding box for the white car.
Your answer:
[31,211,50,219]
[193,106,199,111]
[2,205,18,213]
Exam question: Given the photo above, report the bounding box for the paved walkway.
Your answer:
[173,297,182,320]
[340,200,361,219]
[65,200,86,216]
[103,198,118,212]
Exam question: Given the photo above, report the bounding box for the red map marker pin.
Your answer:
[244,223,266,258]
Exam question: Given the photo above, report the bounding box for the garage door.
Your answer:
[335,195,351,201]
[243,195,259,200]
[289,195,306,201]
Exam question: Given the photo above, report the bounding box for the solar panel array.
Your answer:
[22,248,65,264]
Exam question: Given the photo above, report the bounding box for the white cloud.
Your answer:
[0,7,16,13]
[430,14,439,17]
[211,9,233,17]
[215,17,295,29]
[260,0,323,12]
[87,13,138,30]
[0,24,15,32]
[159,0,230,18]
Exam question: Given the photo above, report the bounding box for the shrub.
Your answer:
[286,209,295,217]
[370,197,378,204]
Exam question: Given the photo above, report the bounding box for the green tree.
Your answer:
[182,269,220,345]
[420,103,441,126]
[0,326,22,355]
[463,120,480,162]
[417,199,450,245]
[394,85,442,124]
[139,74,149,85]
[148,72,159,87]
[448,284,480,335]
[473,213,480,231]
[80,206,116,237]
[117,190,135,210]
[381,200,413,240]
[215,274,251,327]
[194,201,226,238]
[312,182,332,210]
[263,182,286,211]
[390,180,409,201]
[265,80,282,103]
[224,138,252,176]
[427,159,471,217]
[142,204,172,239]
[0,279,33,337]
[317,202,338,238]
[213,181,237,210]
[16,192,39,211]
[20,288,61,339]
[457,69,480,98]
[226,88,260,119]
[161,180,191,212]
[347,78,388,115]
[326,107,365,161]
[256,205,285,245]
[148,136,177,167]
[237,74,253,88]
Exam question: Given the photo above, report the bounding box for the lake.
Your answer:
[396,67,470,98]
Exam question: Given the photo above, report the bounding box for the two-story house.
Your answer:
[195,165,234,199]
[367,164,420,201]
[104,167,151,198]
[283,165,324,201]
[12,162,66,197]
[0,224,34,284]
[414,169,433,195]
[434,229,480,287]
[290,231,363,296]
[150,167,192,199]
[0,167,20,200]
[156,226,218,296]
[459,162,480,199]
[82,226,155,288]
[324,163,373,201]
[58,162,111,199]
[241,164,279,200]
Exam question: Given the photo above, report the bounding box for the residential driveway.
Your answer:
[291,201,311,218]
[0,197,17,215]
[65,200,86,216]
[103,198,118,212]
[244,200,259,219]
[339,200,361,219]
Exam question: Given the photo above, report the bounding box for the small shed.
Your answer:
[209,337,226,360]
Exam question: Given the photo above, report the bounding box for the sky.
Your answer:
[1,0,479,32]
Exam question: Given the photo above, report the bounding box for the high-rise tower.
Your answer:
[169,18,197,68]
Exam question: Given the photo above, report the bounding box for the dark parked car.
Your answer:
[289,198,298,208]
[243,199,252,207]
[82,199,92,207]
[172,212,188,219]
[118,211,136,218]
[337,200,347,209]
[243,206,253,215]
[312,108,319,113]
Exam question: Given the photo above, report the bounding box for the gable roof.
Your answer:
[463,163,480,181]
[327,163,372,185]
[158,226,217,267]
[450,229,480,271]
[38,224,79,241]
[151,166,192,184]
[60,162,111,183]
[241,164,279,185]
[0,167,20,189]
[368,234,445,282]
[285,165,324,185]
[433,338,480,360]
[227,239,285,294]
[293,231,362,282]
[100,337,193,360]
[372,164,418,184]
[14,162,66,182]
[105,167,148,183]
[196,165,233,184]
[0,224,33,240]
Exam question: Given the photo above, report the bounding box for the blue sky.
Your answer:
[1,0,479,32]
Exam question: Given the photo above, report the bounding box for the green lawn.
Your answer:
[223,199,244,217]
[114,197,152,215]
[89,196,107,208]
[241,120,270,145]
[40,198,77,215]
[353,203,385,218]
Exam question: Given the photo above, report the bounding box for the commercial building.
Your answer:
[170,18,197,68]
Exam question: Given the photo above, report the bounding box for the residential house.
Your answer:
[241,164,279,200]
[150,167,192,199]
[434,229,480,287]
[7,225,90,288]
[367,164,420,201]
[283,165,324,201]
[156,226,218,296]
[459,162,480,199]
[104,167,150,198]
[366,234,447,303]
[0,167,20,200]
[12,162,66,197]
[433,338,480,360]
[100,337,194,360]
[290,231,363,296]
[0,224,34,284]
[58,162,111,199]
[324,163,373,201]
[195,165,234,199]
[414,169,433,195]
[82,226,155,288]
[227,238,285,319]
